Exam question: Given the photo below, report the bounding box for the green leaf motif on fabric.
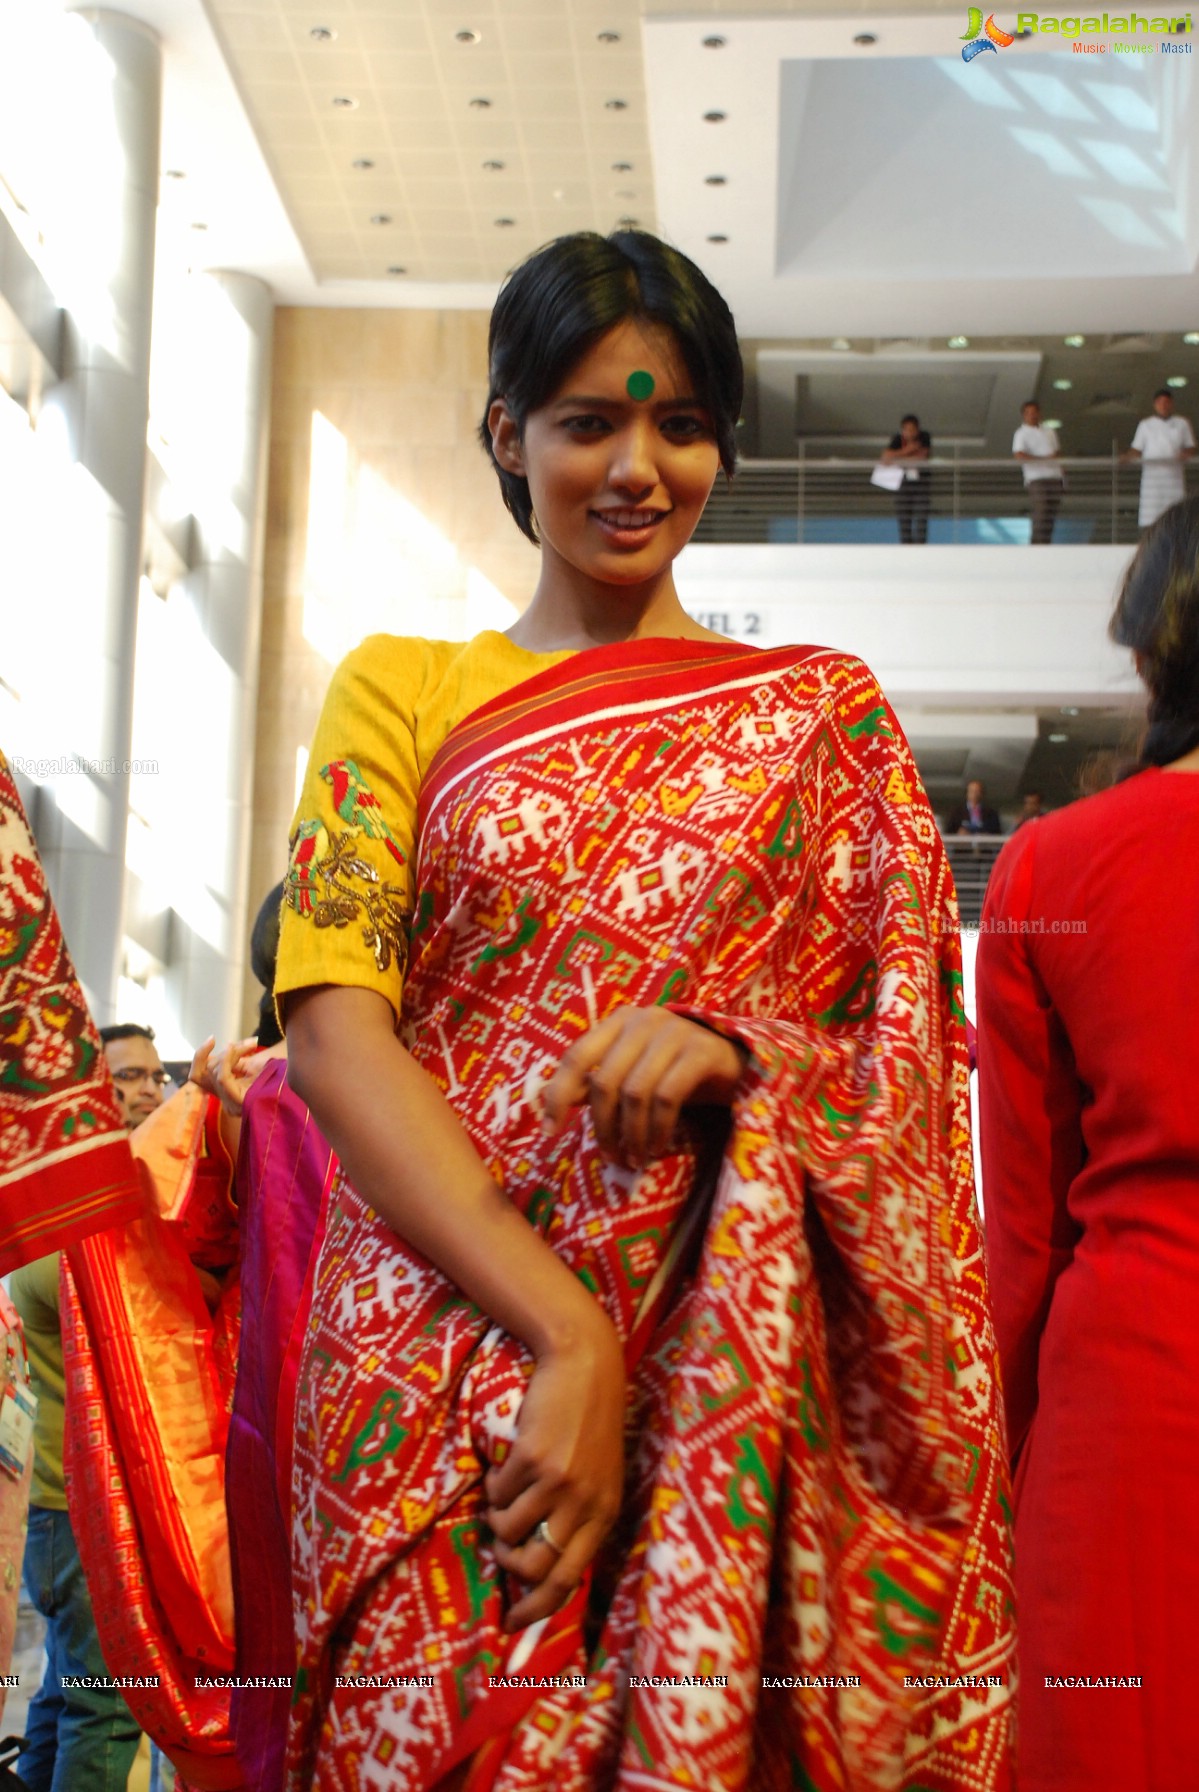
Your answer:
[526,1186,556,1234]
[333,1388,409,1483]
[450,1520,492,1626]
[617,1228,664,1288]
[817,1082,879,1141]
[864,1560,942,1657]
[762,799,805,859]
[812,958,878,1028]
[843,704,895,741]
[411,887,436,939]
[471,893,540,974]
[726,1431,775,1537]
[941,964,967,1027]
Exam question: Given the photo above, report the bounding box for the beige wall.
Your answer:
[244,305,539,1030]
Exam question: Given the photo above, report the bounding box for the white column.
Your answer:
[165,272,274,1045]
[35,10,161,1021]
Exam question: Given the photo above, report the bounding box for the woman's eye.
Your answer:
[662,414,711,440]
[563,414,609,435]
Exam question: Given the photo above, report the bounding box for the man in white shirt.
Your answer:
[1123,389,1196,529]
[1012,400,1064,544]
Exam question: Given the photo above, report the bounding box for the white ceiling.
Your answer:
[18,0,1199,334]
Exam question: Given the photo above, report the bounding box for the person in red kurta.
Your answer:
[977,494,1199,1791]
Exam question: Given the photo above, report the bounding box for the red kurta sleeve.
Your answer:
[976,825,1085,1461]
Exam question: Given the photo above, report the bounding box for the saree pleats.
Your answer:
[226,1058,334,1791]
[286,641,1016,1790]
[62,1082,246,1790]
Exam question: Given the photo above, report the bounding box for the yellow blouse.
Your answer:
[275,630,572,1023]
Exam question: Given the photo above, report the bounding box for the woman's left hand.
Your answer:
[189,1035,276,1118]
[540,1006,746,1167]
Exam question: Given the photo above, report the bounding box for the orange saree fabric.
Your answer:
[0,750,141,1271]
[285,639,1016,1791]
[62,1083,246,1791]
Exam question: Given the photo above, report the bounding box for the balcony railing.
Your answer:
[942,836,1008,928]
[695,451,1199,546]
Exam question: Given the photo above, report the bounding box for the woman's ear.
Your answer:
[488,398,525,475]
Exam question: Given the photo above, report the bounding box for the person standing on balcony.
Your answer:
[1123,389,1195,529]
[881,412,932,543]
[1013,401,1064,544]
[975,492,1199,1792]
[946,779,1002,835]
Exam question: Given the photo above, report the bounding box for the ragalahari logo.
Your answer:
[961,8,1017,54]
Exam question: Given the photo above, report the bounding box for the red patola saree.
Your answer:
[0,749,142,1269]
[63,1082,246,1791]
[283,637,1016,1791]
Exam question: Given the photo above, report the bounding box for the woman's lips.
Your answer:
[590,507,670,545]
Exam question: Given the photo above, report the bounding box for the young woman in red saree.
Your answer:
[276,231,1015,1791]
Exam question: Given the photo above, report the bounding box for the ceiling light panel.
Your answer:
[205,0,654,284]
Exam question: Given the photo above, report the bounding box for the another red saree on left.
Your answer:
[281,637,1016,1791]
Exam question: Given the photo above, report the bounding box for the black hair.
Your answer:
[1109,493,1199,767]
[900,414,920,428]
[99,1023,156,1045]
[1022,399,1040,410]
[479,230,743,544]
[250,880,286,1048]
[1154,387,1174,402]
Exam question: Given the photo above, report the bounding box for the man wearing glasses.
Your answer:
[98,1024,171,1131]
[11,1024,170,1790]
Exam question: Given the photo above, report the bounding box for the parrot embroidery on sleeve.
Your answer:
[284,764,409,975]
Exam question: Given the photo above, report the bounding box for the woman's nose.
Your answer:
[608,420,657,493]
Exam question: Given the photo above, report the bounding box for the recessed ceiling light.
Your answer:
[163,168,186,181]
[454,29,481,44]
[832,337,851,351]
[369,213,392,226]
[703,110,727,123]
[1048,731,1069,743]
[611,160,633,172]
[597,30,621,43]
[705,174,727,186]
[1185,332,1199,345]
[468,96,491,109]
[1052,378,1073,390]
[1061,706,1080,715]
[309,25,336,41]
[1064,334,1086,347]
[494,216,515,227]
[707,233,729,243]
[605,98,628,110]
[948,336,969,348]
[351,158,375,171]
[190,221,208,232]
[1043,418,1062,429]
[331,95,357,109]
[703,34,727,47]
[1167,375,1188,387]
[387,265,407,276]
[854,32,877,44]
[482,159,505,171]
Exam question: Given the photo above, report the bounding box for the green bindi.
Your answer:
[626,369,655,401]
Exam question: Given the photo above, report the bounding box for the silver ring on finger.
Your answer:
[534,1518,564,1554]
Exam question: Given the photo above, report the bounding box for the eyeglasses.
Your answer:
[110,1068,171,1088]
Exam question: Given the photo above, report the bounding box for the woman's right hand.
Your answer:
[484,1309,626,1633]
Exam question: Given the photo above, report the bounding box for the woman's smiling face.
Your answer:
[490,318,722,598]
